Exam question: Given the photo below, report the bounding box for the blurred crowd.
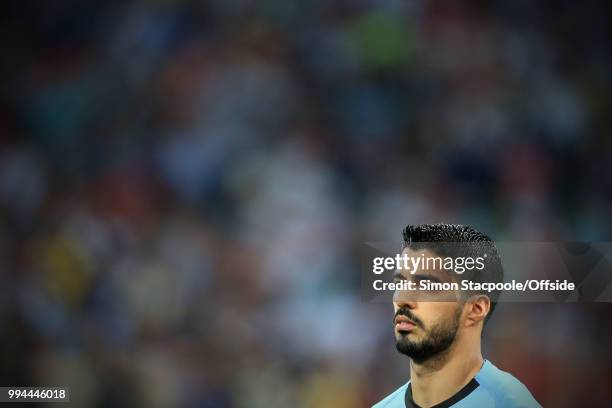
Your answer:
[1,0,612,406]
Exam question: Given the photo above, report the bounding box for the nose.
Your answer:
[393,293,417,311]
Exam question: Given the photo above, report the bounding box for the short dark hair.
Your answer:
[402,223,503,323]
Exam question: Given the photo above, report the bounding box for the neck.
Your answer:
[409,336,483,407]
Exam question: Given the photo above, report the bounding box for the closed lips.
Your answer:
[395,315,416,331]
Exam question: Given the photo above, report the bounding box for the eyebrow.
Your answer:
[411,273,442,284]
[392,271,442,284]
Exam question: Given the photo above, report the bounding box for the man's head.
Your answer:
[393,224,503,363]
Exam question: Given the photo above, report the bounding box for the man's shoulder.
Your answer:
[372,382,409,408]
[475,360,542,408]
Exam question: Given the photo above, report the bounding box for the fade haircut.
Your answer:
[402,223,504,323]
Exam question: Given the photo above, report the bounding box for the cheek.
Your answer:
[437,304,462,327]
[420,303,455,327]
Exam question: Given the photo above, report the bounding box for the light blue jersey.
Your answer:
[373,360,541,408]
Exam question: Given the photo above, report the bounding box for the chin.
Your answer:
[395,332,415,343]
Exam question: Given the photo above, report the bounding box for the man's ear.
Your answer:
[465,295,491,327]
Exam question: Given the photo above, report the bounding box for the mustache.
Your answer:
[394,307,424,328]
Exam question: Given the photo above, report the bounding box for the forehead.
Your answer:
[398,246,454,282]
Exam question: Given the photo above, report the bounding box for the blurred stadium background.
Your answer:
[1,0,612,406]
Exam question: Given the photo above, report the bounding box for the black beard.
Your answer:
[395,307,461,363]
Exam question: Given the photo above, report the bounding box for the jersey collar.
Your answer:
[404,377,479,408]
